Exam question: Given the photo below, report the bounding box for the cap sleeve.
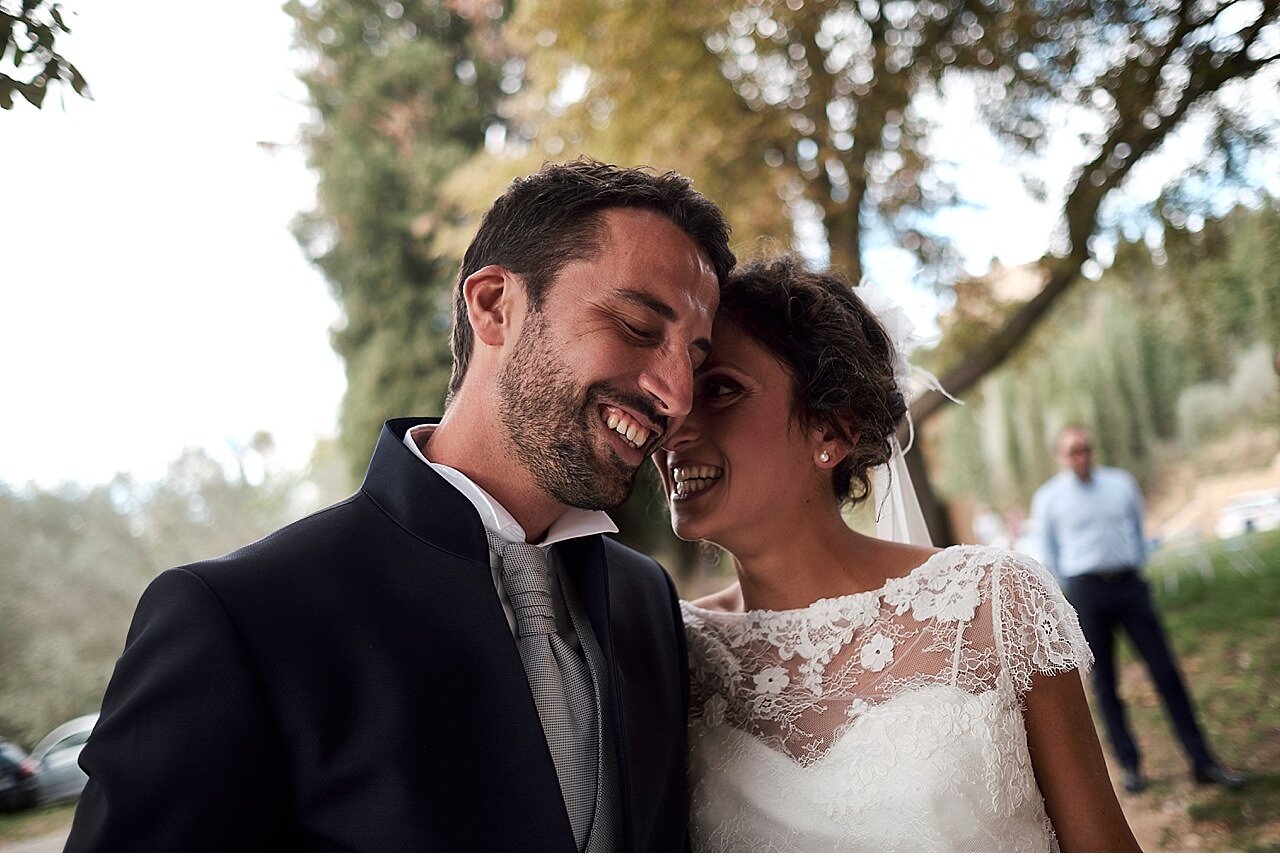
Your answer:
[994,550,1093,696]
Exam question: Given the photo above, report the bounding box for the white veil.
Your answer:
[871,437,933,546]
[855,282,961,549]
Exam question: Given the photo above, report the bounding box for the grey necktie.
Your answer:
[487,531,598,850]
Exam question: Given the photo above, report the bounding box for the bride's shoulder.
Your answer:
[684,582,744,613]
[928,542,1042,570]
[879,540,942,576]
[931,544,1062,597]
[915,543,1053,588]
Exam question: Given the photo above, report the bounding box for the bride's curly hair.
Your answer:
[717,254,907,506]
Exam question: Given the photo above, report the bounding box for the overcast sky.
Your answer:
[3,3,344,488]
[3,3,1275,490]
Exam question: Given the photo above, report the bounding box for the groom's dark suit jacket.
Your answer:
[66,418,690,851]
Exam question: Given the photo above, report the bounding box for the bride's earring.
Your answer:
[819,450,831,463]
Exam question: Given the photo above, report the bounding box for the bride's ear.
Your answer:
[811,421,858,470]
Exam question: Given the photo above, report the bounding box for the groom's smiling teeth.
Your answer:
[602,406,652,450]
[671,465,723,499]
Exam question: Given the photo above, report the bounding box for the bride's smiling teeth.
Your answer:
[671,465,723,498]
[603,407,651,449]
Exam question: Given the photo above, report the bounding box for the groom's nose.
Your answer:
[638,349,695,425]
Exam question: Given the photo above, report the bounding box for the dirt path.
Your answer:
[1107,755,1214,852]
[0,827,68,853]
[1147,447,1280,543]
[1094,651,1280,852]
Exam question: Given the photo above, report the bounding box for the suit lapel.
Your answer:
[408,546,576,846]
[361,418,577,847]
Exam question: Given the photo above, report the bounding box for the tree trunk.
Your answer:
[826,181,864,284]
[902,432,955,547]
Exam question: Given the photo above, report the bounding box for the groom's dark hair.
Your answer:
[446,157,734,402]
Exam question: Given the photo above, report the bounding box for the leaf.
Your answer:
[18,79,45,108]
[67,61,87,94]
[1,14,16,51]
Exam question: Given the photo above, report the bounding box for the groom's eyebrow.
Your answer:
[616,289,676,321]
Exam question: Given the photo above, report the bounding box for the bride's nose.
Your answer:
[661,401,706,451]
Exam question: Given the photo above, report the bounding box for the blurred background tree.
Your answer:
[0,436,348,748]
[0,424,726,746]
[933,200,1280,518]
[490,0,1280,543]
[287,0,506,478]
[292,0,1279,550]
[1,0,88,109]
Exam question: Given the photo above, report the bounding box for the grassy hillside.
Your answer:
[1110,529,1280,851]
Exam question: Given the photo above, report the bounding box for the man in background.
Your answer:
[1031,425,1246,794]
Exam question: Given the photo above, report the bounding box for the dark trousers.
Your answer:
[1064,569,1214,771]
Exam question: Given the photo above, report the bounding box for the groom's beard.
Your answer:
[497,314,640,510]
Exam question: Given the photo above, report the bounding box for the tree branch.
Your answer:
[912,20,1280,426]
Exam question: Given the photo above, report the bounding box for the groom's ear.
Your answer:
[463,264,526,347]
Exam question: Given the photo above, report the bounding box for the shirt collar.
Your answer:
[403,423,618,548]
[1069,466,1095,486]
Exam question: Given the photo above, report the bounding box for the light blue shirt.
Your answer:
[1030,465,1146,579]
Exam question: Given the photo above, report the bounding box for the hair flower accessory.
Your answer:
[854,280,962,412]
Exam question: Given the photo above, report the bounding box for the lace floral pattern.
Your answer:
[683,545,1091,852]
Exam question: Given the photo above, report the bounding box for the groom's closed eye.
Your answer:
[611,289,713,363]
[620,318,659,343]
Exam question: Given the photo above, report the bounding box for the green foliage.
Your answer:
[0,482,149,746]
[1162,203,1280,379]
[936,398,996,506]
[0,804,76,847]
[484,0,1280,293]
[499,0,1058,281]
[1177,343,1280,446]
[933,201,1280,510]
[1124,530,1280,851]
[0,0,88,109]
[288,0,503,476]
[0,440,348,748]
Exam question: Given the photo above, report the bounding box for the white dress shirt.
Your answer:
[403,423,618,634]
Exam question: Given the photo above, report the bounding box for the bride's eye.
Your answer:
[701,377,741,400]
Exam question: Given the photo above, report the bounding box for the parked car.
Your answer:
[1216,490,1280,540]
[26,713,99,806]
[0,737,38,811]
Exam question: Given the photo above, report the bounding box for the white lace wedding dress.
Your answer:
[682,545,1092,852]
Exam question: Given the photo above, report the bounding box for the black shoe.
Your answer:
[1123,767,1148,794]
[1193,763,1247,789]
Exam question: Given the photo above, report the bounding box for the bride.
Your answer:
[655,255,1139,851]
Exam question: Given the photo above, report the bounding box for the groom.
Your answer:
[66,159,734,851]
